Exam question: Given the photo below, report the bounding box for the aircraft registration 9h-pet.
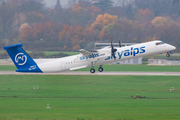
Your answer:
[4,40,176,73]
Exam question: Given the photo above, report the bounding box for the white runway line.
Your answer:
[0,71,180,76]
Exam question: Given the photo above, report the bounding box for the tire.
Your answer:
[98,67,104,72]
[166,53,170,57]
[90,69,95,73]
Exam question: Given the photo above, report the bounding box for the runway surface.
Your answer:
[0,71,180,76]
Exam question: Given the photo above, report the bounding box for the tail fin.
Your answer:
[4,44,42,73]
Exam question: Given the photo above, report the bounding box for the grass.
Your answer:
[76,64,180,72]
[0,64,180,72]
[0,75,180,120]
[0,65,16,71]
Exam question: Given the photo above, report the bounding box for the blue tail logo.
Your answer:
[15,53,27,65]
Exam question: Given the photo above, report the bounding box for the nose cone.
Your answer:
[168,45,176,51]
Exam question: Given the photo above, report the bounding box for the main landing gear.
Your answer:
[90,68,95,73]
[90,65,104,73]
[166,52,170,57]
[98,65,103,72]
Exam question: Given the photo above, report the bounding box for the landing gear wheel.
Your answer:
[166,52,170,57]
[90,69,95,73]
[98,67,104,72]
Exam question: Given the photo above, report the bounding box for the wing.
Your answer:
[79,49,98,56]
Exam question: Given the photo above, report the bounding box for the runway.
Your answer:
[0,71,180,76]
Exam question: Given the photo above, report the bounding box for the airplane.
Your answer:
[4,40,176,73]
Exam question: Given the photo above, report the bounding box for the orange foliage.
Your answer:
[19,23,29,32]
[72,3,83,12]
[59,25,85,50]
[59,25,73,42]
[87,6,101,13]
[20,26,33,41]
[151,16,174,27]
[135,8,155,21]
[99,30,108,41]
[32,11,44,19]
[20,21,58,41]
[83,26,98,41]
[91,13,118,30]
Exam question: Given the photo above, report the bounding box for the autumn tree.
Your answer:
[99,19,145,42]
[20,21,63,42]
[84,26,99,42]
[91,13,118,30]
[59,25,85,50]
[72,3,83,12]
[151,16,174,27]
[147,22,180,48]
[135,8,155,21]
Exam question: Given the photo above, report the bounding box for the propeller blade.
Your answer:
[111,41,114,49]
[111,40,117,60]
[119,40,122,47]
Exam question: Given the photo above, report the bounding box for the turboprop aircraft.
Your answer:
[4,40,176,73]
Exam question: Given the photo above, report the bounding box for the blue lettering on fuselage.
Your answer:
[80,53,99,60]
[105,46,146,61]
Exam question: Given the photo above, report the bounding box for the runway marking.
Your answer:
[0,71,180,76]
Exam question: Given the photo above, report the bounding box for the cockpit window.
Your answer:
[156,42,165,45]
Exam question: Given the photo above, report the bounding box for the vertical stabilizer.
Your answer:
[4,44,42,73]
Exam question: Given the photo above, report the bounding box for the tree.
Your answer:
[171,0,180,16]
[151,16,174,27]
[0,1,18,40]
[172,0,179,4]
[19,0,45,13]
[67,0,78,8]
[93,0,113,12]
[133,0,171,16]
[135,8,155,21]
[91,13,118,30]
[84,26,99,42]
[59,25,85,50]
[147,22,180,48]
[72,3,83,12]
[20,21,63,42]
[99,19,145,43]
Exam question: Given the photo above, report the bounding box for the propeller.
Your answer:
[119,40,122,47]
[111,41,117,60]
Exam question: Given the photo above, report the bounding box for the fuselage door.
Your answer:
[60,61,66,70]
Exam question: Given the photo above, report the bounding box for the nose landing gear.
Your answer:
[166,52,170,57]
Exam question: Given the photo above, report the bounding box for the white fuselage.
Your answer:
[37,40,176,73]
